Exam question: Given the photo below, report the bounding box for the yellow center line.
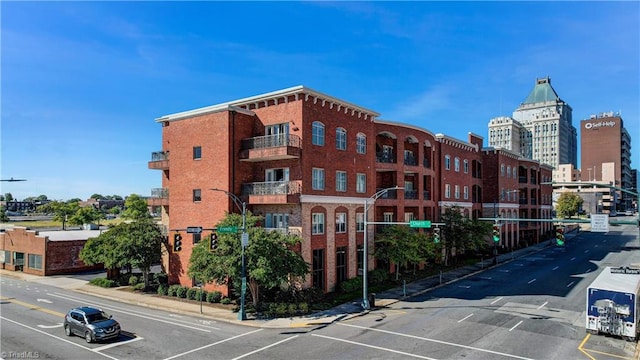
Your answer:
[1,296,65,318]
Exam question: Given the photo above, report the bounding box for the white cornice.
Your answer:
[301,195,372,205]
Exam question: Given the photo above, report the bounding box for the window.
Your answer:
[265,213,289,228]
[312,168,325,190]
[464,186,469,200]
[444,155,451,170]
[356,213,364,232]
[336,247,347,285]
[28,254,42,270]
[312,121,325,146]
[356,133,366,154]
[193,233,201,244]
[463,160,469,174]
[383,212,394,223]
[501,164,505,176]
[454,157,460,172]
[336,128,347,150]
[454,185,460,199]
[356,173,366,193]
[445,184,451,198]
[336,212,347,233]
[336,171,347,192]
[0,250,9,264]
[193,146,202,160]
[507,166,511,178]
[312,213,325,234]
[193,189,202,202]
[312,249,325,291]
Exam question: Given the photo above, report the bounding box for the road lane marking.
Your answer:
[163,329,263,360]
[458,285,471,289]
[537,301,548,310]
[490,297,503,305]
[527,279,536,284]
[312,333,437,360]
[480,276,492,280]
[0,316,119,360]
[93,336,144,352]
[567,281,575,288]
[552,266,559,271]
[50,292,217,331]
[0,296,65,317]
[338,323,535,360]
[37,298,52,303]
[570,257,576,261]
[458,314,474,323]
[509,320,523,332]
[232,335,299,360]
[37,323,63,329]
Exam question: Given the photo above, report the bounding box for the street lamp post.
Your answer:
[210,188,247,321]
[362,186,401,310]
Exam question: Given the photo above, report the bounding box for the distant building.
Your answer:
[488,77,578,169]
[0,227,103,275]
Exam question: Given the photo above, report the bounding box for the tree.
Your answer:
[374,225,427,280]
[90,194,104,200]
[556,192,583,219]
[80,218,163,287]
[439,207,491,266]
[0,206,9,223]
[121,194,151,220]
[37,201,80,230]
[188,212,309,308]
[68,206,104,226]
[4,193,13,202]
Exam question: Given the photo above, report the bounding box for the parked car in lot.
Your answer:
[64,307,120,343]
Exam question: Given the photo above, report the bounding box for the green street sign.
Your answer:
[409,220,432,228]
[217,226,238,234]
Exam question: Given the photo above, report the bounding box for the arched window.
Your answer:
[312,121,325,146]
[356,133,366,154]
[336,128,347,150]
[444,155,451,170]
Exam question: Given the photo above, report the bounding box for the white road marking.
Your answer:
[312,333,437,360]
[231,335,298,360]
[552,266,559,271]
[509,320,523,332]
[163,329,263,360]
[37,298,52,303]
[168,314,183,318]
[457,313,474,323]
[1,316,119,360]
[93,336,144,352]
[567,281,575,288]
[499,269,510,272]
[527,279,536,284]
[37,323,63,329]
[570,257,576,260]
[480,276,492,280]
[491,297,503,305]
[537,301,548,310]
[458,285,471,289]
[338,323,535,360]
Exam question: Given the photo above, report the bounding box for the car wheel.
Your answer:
[64,324,72,337]
[85,331,93,343]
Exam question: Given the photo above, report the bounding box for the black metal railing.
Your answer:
[241,134,301,150]
[404,190,418,199]
[376,152,396,163]
[151,188,169,198]
[150,151,169,161]
[242,181,302,196]
[404,154,417,166]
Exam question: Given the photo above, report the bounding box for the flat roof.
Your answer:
[38,230,103,241]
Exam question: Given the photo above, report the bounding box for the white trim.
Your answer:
[438,201,473,208]
[301,195,374,205]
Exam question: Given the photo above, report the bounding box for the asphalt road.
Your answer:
[2,223,639,360]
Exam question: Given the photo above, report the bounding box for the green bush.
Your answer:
[298,302,309,314]
[132,283,145,291]
[186,288,198,300]
[176,286,188,298]
[157,284,168,296]
[155,273,168,285]
[369,269,389,285]
[128,276,139,286]
[207,291,222,303]
[340,277,363,293]
[196,289,207,301]
[288,303,298,315]
[168,284,181,297]
[221,297,232,305]
[89,278,117,288]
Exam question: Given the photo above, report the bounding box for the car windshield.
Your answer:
[86,311,110,323]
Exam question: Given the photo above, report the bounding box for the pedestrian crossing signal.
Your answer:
[173,233,183,252]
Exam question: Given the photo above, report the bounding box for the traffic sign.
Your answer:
[590,214,609,233]
[409,220,432,228]
[186,226,202,234]
[217,226,238,234]
[241,233,249,247]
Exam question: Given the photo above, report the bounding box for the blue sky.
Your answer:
[2,1,638,201]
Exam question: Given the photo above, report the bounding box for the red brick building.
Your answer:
[148,86,553,294]
[0,227,103,275]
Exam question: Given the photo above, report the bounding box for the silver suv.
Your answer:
[64,307,121,343]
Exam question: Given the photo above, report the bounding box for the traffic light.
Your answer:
[173,233,183,252]
[492,224,501,242]
[209,233,218,251]
[433,227,441,243]
[555,226,565,246]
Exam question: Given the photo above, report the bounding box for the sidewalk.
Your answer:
[0,237,561,329]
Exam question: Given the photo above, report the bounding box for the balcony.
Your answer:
[239,134,302,162]
[375,188,399,200]
[148,188,169,206]
[148,151,169,170]
[376,152,396,164]
[265,227,302,237]
[404,190,418,200]
[404,154,418,166]
[242,180,302,204]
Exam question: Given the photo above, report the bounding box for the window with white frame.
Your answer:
[507,166,511,178]
[28,254,42,270]
[383,212,394,223]
[356,133,366,154]
[463,186,469,199]
[444,155,451,170]
[336,171,347,192]
[265,213,289,228]
[336,212,347,233]
[312,121,325,146]
[445,184,451,198]
[336,128,347,150]
[312,168,325,190]
[501,164,505,176]
[356,173,366,193]
[455,185,460,199]
[356,213,364,232]
[463,159,469,173]
[454,157,460,172]
[312,213,325,234]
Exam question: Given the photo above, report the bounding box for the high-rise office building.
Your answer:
[580,112,633,211]
[488,77,578,169]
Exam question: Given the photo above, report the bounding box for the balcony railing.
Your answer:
[423,190,431,200]
[148,151,169,170]
[151,188,169,198]
[376,188,398,199]
[264,227,302,237]
[404,155,417,166]
[151,151,169,161]
[404,190,418,199]
[423,158,431,168]
[241,134,301,150]
[242,181,302,196]
[376,152,396,163]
